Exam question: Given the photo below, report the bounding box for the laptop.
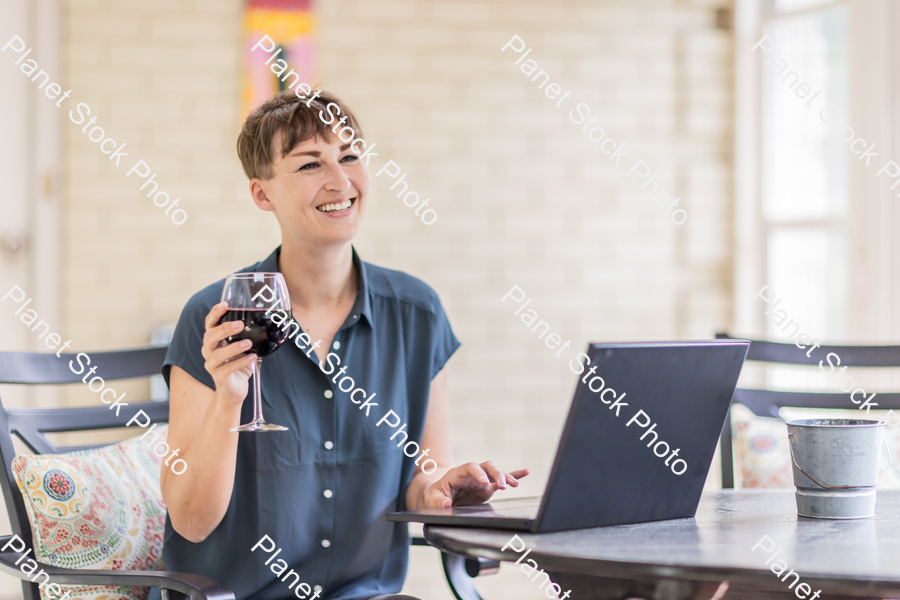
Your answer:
[387,340,749,532]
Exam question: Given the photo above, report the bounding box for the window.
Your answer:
[736,0,899,347]
[735,0,900,395]
[761,1,849,346]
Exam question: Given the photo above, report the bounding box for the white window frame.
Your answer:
[734,0,900,343]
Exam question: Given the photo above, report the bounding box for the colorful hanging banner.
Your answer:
[241,0,317,118]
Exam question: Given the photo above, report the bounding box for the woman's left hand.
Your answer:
[422,461,530,509]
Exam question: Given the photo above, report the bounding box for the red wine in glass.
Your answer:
[221,308,291,358]
[219,272,292,432]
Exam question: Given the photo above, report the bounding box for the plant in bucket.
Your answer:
[786,419,893,519]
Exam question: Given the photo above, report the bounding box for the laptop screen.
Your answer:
[536,340,748,532]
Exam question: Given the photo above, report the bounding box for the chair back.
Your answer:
[0,346,169,600]
[716,333,900,488]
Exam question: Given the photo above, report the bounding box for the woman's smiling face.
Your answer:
[251,130,371,246]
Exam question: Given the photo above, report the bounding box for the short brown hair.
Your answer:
[237,89,364,180]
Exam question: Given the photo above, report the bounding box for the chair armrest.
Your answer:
[0,535,234,600]
[441,553,490,600]
[412,534,499,577]
[411,534,499,600]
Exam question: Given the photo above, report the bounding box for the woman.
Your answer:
[159,89,528,600]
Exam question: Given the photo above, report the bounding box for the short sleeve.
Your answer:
[429,299,460,380]
[162,286,220,390]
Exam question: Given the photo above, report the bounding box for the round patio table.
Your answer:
[424,488,900,600]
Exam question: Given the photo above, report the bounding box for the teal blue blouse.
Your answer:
[159,246,459,600]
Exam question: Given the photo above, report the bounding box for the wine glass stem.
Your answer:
[252,358,264,423]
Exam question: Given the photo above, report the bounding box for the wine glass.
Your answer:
[219,272,292,432]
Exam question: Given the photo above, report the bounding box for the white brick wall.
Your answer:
[0,1,735,599]
[318,2,734,597]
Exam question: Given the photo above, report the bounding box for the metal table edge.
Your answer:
[422,525,900,597]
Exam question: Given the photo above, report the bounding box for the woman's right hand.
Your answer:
[202,301,257,407]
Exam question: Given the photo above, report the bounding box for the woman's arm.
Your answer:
[160,302,259,543]
[404,368,529,511]
[404,369,453,510]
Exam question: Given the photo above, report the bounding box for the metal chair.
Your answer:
[0,346,497,600]
[715,332,900,488]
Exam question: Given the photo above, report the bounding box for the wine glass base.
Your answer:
[230,421,289,432]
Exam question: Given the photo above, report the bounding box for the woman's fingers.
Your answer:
[441,463,490,493]
[424,481,454,509]
[207,346,256,375]
[203,301,229,331]
[203,320,244,355]
[220,354,257,384]
[454,463,529,491]
[460,462,490,486]
[206,339,254,372]
[499,468,529,487]
[509,469,531,479]
[440,463,532,508]
[203,302,227,330]
[201,302,254,379]
[229,352,257,375]
[480,461,507,489]
[202,303,244,356]
[196,302,255,406]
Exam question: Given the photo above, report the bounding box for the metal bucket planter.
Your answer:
[786,419,892,519]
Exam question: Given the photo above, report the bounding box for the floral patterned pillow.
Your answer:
[12,426,169,600]
[730,403,793,488]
